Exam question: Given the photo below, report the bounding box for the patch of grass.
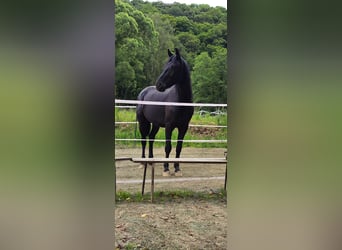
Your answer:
[115,108,137,122]
[115,242,144,250]
[116,189,227,203]
[116,190,145,202]
[124,243,140,250]
[191,110,227,126]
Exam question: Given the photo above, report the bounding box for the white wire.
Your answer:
[115,106,136,108]
[115,99,227,107]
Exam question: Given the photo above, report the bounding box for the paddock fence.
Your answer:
[115,99,227,144]
[114,99,228,202]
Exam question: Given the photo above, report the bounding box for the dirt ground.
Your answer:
[115,147,227,191]
[115,147,227,249]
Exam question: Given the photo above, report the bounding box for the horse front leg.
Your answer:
[174,126,188,176]
[163,126,173,176]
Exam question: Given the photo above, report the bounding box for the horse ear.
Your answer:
[168,49,173,57]
[175,48,181,59]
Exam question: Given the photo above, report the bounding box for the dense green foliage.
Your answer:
[115,0,227,103]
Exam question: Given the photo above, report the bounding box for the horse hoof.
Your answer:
[174,171,182,177]
[162,170,171,177]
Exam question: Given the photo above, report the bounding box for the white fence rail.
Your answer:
[115,99,227,107]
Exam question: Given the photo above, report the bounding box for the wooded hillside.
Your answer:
[115,0,227,103]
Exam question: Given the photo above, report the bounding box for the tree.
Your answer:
[115,0,159,99]
[177,32,199,48]
[192,47,227,104]
[115,12,139,43]
[172,16,194,34]
[114,0,228,101]
[115,61,136,99]
[149,13,176,78]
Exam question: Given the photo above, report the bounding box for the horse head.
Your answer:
[156,48,186,92]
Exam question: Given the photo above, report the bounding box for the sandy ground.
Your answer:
[115,147,227,249]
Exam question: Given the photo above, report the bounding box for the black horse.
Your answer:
[136,48,194,176]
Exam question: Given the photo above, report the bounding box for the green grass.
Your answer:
[124,243,140,250]
[190,109,227,126]
[115,108,227,148]
[115,189,227,203]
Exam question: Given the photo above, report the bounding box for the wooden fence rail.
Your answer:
[115,157,227,202]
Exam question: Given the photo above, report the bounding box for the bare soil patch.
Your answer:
[115,199,226,250]
[188,126,221,137]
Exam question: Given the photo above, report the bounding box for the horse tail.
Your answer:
[135,86,154,141]
[135,86,149,142]
[134,111,138,140]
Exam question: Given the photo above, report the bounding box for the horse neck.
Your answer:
[175,75,192,103]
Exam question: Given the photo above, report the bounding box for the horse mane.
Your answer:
[178,56,192,102]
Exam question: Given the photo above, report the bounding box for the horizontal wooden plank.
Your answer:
[130,157,227,164]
